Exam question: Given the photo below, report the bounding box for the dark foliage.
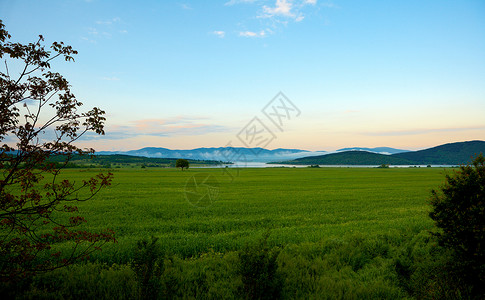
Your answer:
[429,154,485,298]
[132,236,164,300]
[47,154,223,168]
[0,20,115,281]
[239,232,282,299]
[175,159,189,171]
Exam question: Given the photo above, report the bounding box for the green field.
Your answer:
[59,167,446,260]
[6,167,457,299]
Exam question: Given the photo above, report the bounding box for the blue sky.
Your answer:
[1,0,484,151]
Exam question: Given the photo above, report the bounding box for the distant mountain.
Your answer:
[275,141,485,165]
[282,151,414,165]
[337,147,408,154]
[98,147,327,162]
[393,140,485,165]
[97,141,485,165]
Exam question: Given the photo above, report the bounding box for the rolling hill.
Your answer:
[392,140,485,165]
[337,147,408,154]
[280,151,414,165]
[275,140,485,165]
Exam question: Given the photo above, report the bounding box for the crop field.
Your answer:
[6,166,462,299]
[54,167,447,261]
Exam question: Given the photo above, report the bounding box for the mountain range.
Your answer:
[279,140,485,165]
[97,140,485,165]
[98,147,328,162]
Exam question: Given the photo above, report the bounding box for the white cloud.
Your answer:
[227,0,322,38]
[85,18,124,42]
[212,31,225,38]
[239,30,266,37]
[258,0,318,21]
[81,37,96,44]
[180,3,192,10]
[262,0,294,17]
[80,116,231,140]
[88,27,98,35]
[96,17,121,25]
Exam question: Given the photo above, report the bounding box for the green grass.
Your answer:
[53,167,447,261]
[5,167,465,299]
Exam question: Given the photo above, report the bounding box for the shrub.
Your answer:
[238,232,282,299]
[0,263,137,299]
[131,236,164,300]
[429,154,485,297]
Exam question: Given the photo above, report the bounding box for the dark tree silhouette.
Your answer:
[429,154,485,297]
[0,20,115,281]
[176,159,189,171]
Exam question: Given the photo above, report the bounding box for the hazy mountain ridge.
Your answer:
[278,141,485,165]
[98,147,328,162]
[97,146,408,162]
[97,141,485,165]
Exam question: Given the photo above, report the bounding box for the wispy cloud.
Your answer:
[261,0,294,18]
[96,17,121,25]
[82,17,126,43]
[258,0,323,21]
[180,3,192,10]
[212,30,225,38]
[217,0,330,38]
[87,27,98,35]
[80,116,231,141]
[239,30,266,37]
[81,37,96,44]
[226,0,325,38]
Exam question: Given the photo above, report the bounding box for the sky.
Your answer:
[1,0,484,151]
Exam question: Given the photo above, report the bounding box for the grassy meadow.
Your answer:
[5,166,461,299]
[61,167,445,260]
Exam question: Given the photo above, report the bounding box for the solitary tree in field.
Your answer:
[0,20,115,281]
[429,154,485,297]
[176,159,189,171]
